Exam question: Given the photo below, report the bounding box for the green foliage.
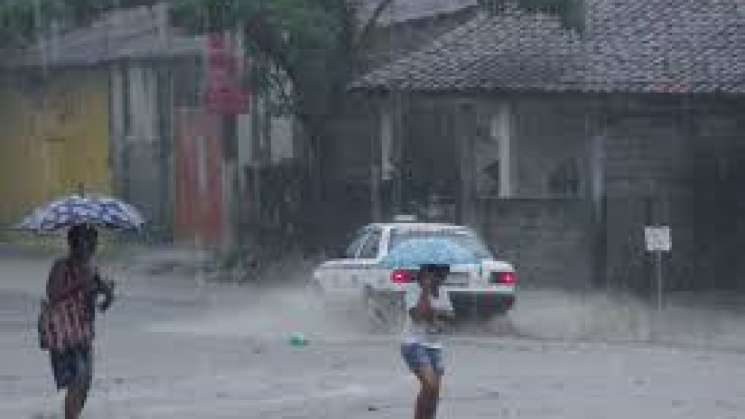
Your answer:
[170,0,356,121]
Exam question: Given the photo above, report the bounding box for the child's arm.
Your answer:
[407,287,434,322]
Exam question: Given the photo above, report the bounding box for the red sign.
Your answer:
[204,33,249,114]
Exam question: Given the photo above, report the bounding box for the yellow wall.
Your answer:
[0,69,111,225]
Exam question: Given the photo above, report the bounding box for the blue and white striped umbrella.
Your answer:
[381,238,480,269]
[16,194,145,232]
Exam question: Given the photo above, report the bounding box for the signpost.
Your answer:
[644,226,671,311]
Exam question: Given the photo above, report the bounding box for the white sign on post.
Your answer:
[645,225,670,311]
[645,226,671,252]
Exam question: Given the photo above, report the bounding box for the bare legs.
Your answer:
[414,365,441,419]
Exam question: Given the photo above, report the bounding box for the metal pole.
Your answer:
[655,250,663,311]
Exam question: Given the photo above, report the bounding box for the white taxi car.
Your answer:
[312,221,517,328]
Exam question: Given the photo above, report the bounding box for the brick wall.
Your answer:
[477,198,594,289]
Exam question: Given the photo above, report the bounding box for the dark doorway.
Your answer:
[401,105,459,221]
[694,147,745,290]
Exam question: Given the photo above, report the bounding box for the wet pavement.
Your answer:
[2,248,745,418]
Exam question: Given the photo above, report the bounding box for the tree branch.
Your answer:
[244,15,299,84]
[266,66,296,115]
[354,0,394,48]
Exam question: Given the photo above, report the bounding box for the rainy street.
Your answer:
[6,1,745,418]
[3,247,745,419]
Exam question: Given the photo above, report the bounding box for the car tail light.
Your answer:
[490,271,516,285]
[391,269,416,284]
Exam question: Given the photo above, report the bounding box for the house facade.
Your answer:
[0,4,301,250]
[351,0,745,291]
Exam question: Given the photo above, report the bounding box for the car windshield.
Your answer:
[388,228,493,259]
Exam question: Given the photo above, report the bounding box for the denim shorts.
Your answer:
[401,343,444,375]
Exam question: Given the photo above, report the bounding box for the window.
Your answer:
[344,229,369,258]
[389,228,493,259]
[358,229,382,259]
[476,105,512,198]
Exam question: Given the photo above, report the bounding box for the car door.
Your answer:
[318,227,370,298]
[349,227,383,291]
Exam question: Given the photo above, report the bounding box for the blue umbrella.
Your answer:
[381,237,481,269]
[16,193,145,232]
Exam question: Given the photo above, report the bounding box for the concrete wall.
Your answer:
[477,198,594,288]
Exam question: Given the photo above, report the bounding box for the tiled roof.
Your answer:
[6,4,203,68]
[352,0,745,95]
[8,1,476,68]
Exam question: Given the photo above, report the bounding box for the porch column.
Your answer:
[586,109,608,288]
[392,92,405,214]
[455,101,477,225]
[371,98,391,222]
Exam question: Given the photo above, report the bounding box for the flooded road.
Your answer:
[2,248,745,418]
